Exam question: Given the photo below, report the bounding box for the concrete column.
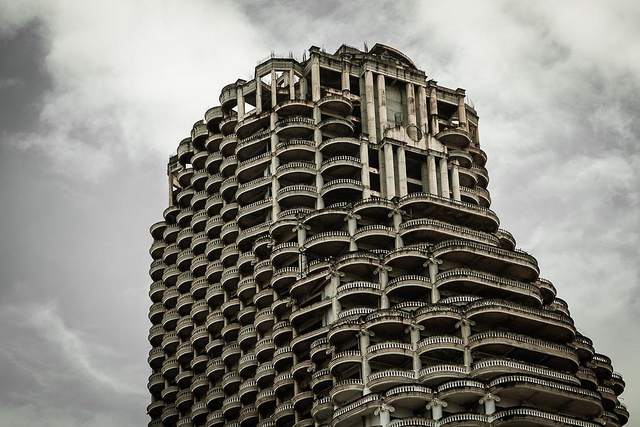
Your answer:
[255,75,262,114]
[236,86,245,120]
[405,323,424,373]
[456,318,475,372]
[358,328,373,394]
[344,212,360,252]
[377,74,387,138]
[418,85,428,135]
[427,398,447,420]
[314,107,324,210]
[299,76,307,100]
[427,155,438,195]
[311,56,321,102]
[421,162,429,193]
[374,404,394,427]
[364,70,377,142]
[397,145,407,197]
[376,265,392,309]
[424,254,442,303]
[406,83,416,127]
[451,160,461,201]
[479,393,500,415]
[329,270,343,322]
[384,144,395,199]
[439,158,449,198]
[429,86,439,134]
[270,69,278,108]
[341,61,350,93]
[457,89,467,130]
[289,69,295,100]
[389,207,404,249]
[360,138,371,198]
[270,112,280,218]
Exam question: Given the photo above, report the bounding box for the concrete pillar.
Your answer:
[360,138,371,198]
[406,83,416,127]
[427,155,438,195]
[376,265,392,309]
[364,70,377,142]
[429,86,439,134]
[389,207,404,249]
[421,161,429,193]
[384,144,395,199]
[329,270,343,322]
[418,85,428,135]
[314,107,324,210]
[375,404,394,427]
[457,89,467,130]
[397,145,407,197]
[358,329,373,394]
[456,318,475,372]
[270,112,280,218]
[377,74,387,138]
[427,398,447,420]
[345,212,360,252]
[311,56,321,102]
[289,69,295,100]
[451,160,461,201]
[479,393,500,415]
[236,85,245,120]
[424,255,442,303]
[270,69,278,108]
[255,74,262,114]
[405,323,424,373]
[299,76,307,100]
[439,158,449,198]
[341,61,350,93]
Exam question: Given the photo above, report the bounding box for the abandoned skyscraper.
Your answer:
[147,44,628,427]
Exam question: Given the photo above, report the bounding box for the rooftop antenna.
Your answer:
[302,51,307,62]
[364,41,369,52]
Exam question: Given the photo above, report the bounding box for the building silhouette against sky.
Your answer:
[147,44,628,427]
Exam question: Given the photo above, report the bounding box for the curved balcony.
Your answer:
[385,275,431,302]
[148,324,165,347]
[161,357,179,379]
[417,335,464,361]
[219,115,238,136]
[190,374,210,397]
[273,372,295,398]
[222,371,242,395]
[175,271,193,293]
[176,249,194,272]
[221,343,242,367]
[148,348,165,369]
[162,309,179,331]
[190,326,209,350]
[147,399,165,419]
[367,369,416,392]
[236,111,270,139]
[353,225,396,250]
[176,228,194,251]
[176,342,194,366]
[220,201,239,222]
[205,151,223,175]
[205,195,224,218]
[472,164,490,187]
[318,117,354,138]
[176,188,195,209]
[270,242,300,268]
[275,139,316,163]
[191,233,208,258]
[276,184,317,209]
[148,372,165,396]
[237,304,257,325]
[272,346,294,371]
[275,116,315,139]
[205,282,224,307]
[190,354,209,374]
[272,321,293,347]
[332,394,381,427]
[150,239,167,260]
[367,340,413,365]
[238,325,258,350]
[255,361,276,387]
[220,177,239,202]
[435,127,471,148]
[149,260,166,282]
[192,149,209,171]
[466,298,575,342]
[162,266,180,287]
[304,230,350,257]
[220,243,239,268]
[237,199,271,230]
[398,193,499,233]
[160,404,178,426]
[328,350,361,376]
[236,152,271,183]
[318,136,361,158]
[255,387,276,414]
[163,224,180,244]
[275,98,314,118]
[237,223,269,252]
[317,95,353,116]
[151,220,168,240]
[163,205,180,224]
[176,316,194,339]
[320,155,361,180]
[491,407,601,427]
[237,130,270,162]
[337,281,381,307]
[221,395,241,420]
[303,205,349,230]
[469,331,579,372]
[400,218,499,247]
[190,190,208,211]
[206,386,224,409]
[161,331,179,354]
[276,161,316,184]
[205,410,225,427]
[239,404,258,427]
[238,353,258,379]
[418,363,467,385]
[436,268,542,306]
[205,357,225,382]
[320,178,363,202]
[253,260,273,286]
[205,133,223,154]
[310,396,333,423]
[149,281,166,304]
[188,254,206,278]
[274,402,295,426]
[177,168,194,189]
[592,353,614,379]
[290,299,332,330]
[163,243,181,265]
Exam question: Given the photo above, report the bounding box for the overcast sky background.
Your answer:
[0,1,638,426]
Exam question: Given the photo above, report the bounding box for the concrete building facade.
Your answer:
[147,44,628,427]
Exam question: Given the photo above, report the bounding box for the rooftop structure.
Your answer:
[147,44,628,427]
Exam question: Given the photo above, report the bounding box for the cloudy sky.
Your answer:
[0,1,638,425]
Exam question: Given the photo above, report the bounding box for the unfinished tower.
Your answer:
[147,44,628,427]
